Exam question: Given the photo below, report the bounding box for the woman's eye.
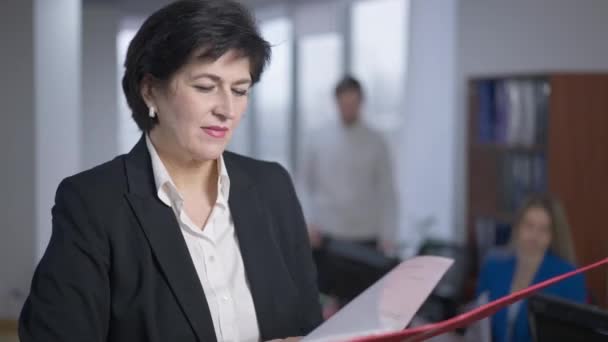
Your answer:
[194,85,214,92]
[232,88,249,97]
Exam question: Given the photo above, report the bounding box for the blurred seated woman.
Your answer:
[475,194,587,342]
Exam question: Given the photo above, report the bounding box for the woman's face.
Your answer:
[516,207,553,256]
[146,49,251,162]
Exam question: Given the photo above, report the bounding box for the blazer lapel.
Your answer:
[124,136,217,342]
[224,154,289,339]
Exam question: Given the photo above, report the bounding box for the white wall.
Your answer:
[82,2,119,169]
[0,0,36,319]
[0,0,125,318]
[293,1,345,36]
[35,0,82,261]
[0,0,126,318]
[399,0,458,246]
[458,0,608,75]
[453,0,608,241]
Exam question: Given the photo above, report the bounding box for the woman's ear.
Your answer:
[140,74,156,110]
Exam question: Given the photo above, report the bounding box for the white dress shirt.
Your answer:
[298,121,397,242]
[145,136,260,342]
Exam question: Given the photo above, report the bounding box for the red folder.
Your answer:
[350,257,608,342]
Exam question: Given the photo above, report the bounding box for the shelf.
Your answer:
[471,210,515,223]
[471,143,546,154]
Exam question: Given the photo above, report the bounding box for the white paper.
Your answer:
[303,256,454,342]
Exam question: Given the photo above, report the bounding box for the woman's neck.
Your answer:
[516,248,545,269]
[510,248,546,293]
[149,130,217,197]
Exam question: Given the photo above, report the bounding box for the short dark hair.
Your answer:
[122,0,271,131]
[335,75,364,99]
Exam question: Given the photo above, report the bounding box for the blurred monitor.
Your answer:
[529,293,608,342]
[322,238,399,303]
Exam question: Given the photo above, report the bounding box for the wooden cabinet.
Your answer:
[466,73,608,306]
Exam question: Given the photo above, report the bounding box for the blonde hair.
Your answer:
[511,194,577,265]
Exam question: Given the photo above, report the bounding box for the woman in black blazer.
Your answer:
[18,1,322,341]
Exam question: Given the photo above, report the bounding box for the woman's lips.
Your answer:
[201,126,228,139]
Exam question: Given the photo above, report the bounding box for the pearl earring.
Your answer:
[148,107,156,118]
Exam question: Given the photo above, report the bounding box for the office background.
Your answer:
[2,0,608,338]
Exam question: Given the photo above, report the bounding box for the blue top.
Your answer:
[475,251,587,342]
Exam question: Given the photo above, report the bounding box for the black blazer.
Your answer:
[19,137,322,342]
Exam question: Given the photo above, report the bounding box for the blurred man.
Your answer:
[299,76,398,313]
[299,75,398,255]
